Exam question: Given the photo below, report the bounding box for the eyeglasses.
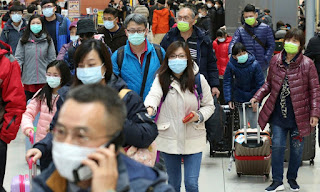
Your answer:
[11,11,22,15]
[169,54,187,59]
[126,29,146,34]
[177,16,191,22]
[53,125,107,145]
[103,17,116,21]
[42,5,54,9]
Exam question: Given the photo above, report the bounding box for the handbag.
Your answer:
[126,142,157,167]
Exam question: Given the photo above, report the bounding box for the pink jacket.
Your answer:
[21,90,59,142]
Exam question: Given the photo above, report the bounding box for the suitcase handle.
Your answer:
[242,102,260,144]
[28,157,37,190]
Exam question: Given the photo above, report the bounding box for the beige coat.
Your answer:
[144,65,214,154]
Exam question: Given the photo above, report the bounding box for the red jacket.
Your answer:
[0,41,26,144]
[212,36,232,76]
[254,52,320,137]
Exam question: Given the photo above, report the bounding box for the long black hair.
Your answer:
[73,39,113,86]
[158,41,195,97]
[20,14,52,45]
[34,60,71,112]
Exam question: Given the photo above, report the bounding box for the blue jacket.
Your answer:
[160,26,219,88]
[111,39,166,100]
[223,52,265,103]
[0,18,27,55]
[47,13,71,53]
[228,22,275,71]
[32,154,174,192]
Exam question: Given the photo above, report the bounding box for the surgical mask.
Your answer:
[46,76,61,88]
[168,58,188,74]
[52,140,96,182]
[198,13,203,18]
[207,4,212,8]
[43,7,54,17]
[128,32,145,45]
[284,42,299,54]
[30,24,42,34]
[218,38,225,42]
[70,35,79,42]
[11,14,22,23]
[214,4,219,9]
[177,21,190,32]
[104,20,115,30]
[245,17,256,26]
[237,53,249,64]
[76,64,105,84]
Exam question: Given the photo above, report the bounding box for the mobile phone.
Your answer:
[72,131,124,183]
[183,112,194,123]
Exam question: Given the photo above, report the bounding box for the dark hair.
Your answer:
[103,7,118,17]
[79,32,94,39]
[158,41,195,97]
[205,0,214,3]
[27,4,37,14]
[216,28,227,38]
[243,4,255,13]
[34,60,71,112]
[232,42,247,55]
[3,1,6,5]
[215,0,223,6]
[66,84,127,132]
[197,4,207,11]
[73,39,113,86]
[20,14,52,45]
[167,0,174,7]
[264,9,270,13]
[276,21,285,30]
[181,4,197,18]
[41,0,55,7]
[283,28,305,52]
[9,5,24,13]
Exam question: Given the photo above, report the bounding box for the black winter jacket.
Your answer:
[305,34,320,83]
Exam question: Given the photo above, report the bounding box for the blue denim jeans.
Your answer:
[162,152,202,192]
[271,124,304,182]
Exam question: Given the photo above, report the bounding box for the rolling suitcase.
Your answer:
[234,102,271,177]
[209,105,234,157]
[284,130,316,165]
[11,157,37,192]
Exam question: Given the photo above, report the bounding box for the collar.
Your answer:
[277,51,303,68]
[129,39,148,55]
[12,20,23,31]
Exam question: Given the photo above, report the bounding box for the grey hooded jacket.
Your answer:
[15,33,56,85]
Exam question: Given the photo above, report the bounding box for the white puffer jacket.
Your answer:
[144,65,214,154]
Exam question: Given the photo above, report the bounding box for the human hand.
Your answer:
[147,107,154,116]
[228,101,234,109]
[26,148,42,164]
[211,87,220,98]
[310,117,319,127]
[25,129,34,137]
[183,111,199,124]
[82,144,118,192]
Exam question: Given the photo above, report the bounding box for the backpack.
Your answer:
[116,43,163,72]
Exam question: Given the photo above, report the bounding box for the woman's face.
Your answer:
[169,47,187,60]
[77,50,106,77]
[47,66,61,77]
[285,37,301,48]
[30,18,41,25]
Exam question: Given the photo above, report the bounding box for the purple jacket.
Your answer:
[56,41,72,60]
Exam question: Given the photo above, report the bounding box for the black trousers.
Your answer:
[0,139,7,192]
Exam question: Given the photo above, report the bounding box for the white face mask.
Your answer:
[52,140,97,182]
[207,3,212,8]
[214,4,219,9]
[198,13,203,18]
[218,38,225,42]
[46,76,61,88]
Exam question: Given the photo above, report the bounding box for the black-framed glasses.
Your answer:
[126,29,146,34]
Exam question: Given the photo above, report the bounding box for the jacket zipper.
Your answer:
[5,115,17,130]
[36,43,39,83]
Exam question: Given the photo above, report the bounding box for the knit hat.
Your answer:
[69,21,77,30]
[157,0,165,5]
[76,19,97,35]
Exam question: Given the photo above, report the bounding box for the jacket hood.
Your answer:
[155,7,169,16]
[0,40,12,55]
[107,74,128,92]
[29,33,49,42]
[4,18,27,31]
[230,52,256,68]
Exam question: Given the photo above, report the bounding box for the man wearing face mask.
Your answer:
[111,13,166,100]
[32,84,174,192]
[229,4,275,78]
[195,4,212,37]
[97,7,127,53]
[160,6,220,98]
[41,0,71,54]
[0,4,27,55]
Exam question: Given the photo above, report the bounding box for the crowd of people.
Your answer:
[0,0,319,192]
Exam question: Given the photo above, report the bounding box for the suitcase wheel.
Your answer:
[237,173,242,177]
[310,159,314,166]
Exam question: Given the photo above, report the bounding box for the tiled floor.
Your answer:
[3,129,320,192]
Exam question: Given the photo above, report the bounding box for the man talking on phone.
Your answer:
[32,84,174,191]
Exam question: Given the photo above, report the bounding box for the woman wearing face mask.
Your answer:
[57,21,78,62]
[144,41,214,192]
[15,14,56,101]
[26,39,158,171]
[250,28,320,192]
[223,42,264,129]
[21,60,71,143]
